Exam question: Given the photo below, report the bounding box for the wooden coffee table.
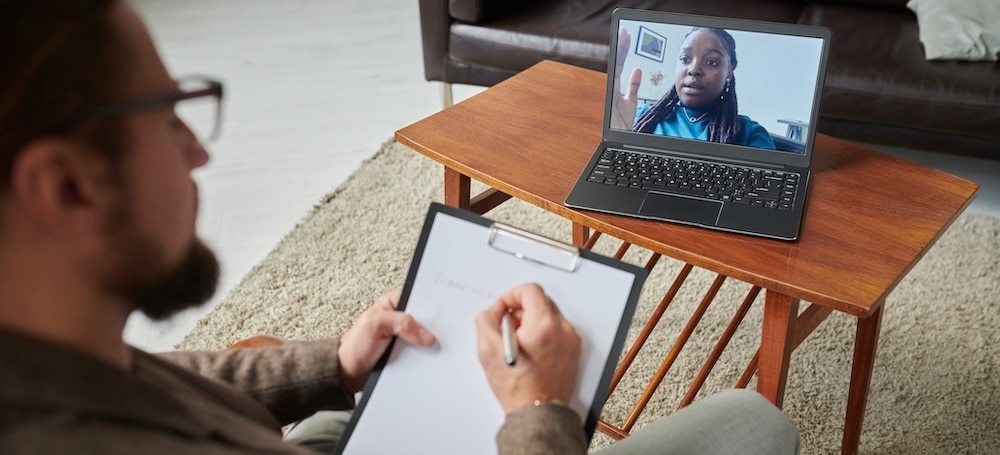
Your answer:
[395,60,978,454]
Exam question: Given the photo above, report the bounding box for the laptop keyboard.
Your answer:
[587,149,800,210]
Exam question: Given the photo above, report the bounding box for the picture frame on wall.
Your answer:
[635,26,666,62]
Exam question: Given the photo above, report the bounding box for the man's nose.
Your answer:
[189,141,210,169]
[181,121,210,169]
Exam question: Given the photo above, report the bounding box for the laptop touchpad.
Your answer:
[639,192,722,226]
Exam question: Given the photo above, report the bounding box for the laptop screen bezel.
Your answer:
[603,8,832,170]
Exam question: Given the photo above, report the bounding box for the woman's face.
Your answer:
[674,30,733,109]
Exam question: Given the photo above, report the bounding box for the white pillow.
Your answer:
[906,0,1000,61]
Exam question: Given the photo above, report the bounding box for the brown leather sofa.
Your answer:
[419,0,1000,157]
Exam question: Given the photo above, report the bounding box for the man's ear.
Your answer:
[9,138,112,237]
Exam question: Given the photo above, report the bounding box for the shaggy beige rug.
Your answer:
[179,140,1000,454]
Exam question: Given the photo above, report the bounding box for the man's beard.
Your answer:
[126,238,220,320]
[103,201,220,321]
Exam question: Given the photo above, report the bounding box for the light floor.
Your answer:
[124,0,1000,352]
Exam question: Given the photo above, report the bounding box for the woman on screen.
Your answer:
[611,27,776,150]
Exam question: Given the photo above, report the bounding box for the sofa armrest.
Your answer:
[419,0,452,82]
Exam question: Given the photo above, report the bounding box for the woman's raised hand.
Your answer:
[611,27,643,130]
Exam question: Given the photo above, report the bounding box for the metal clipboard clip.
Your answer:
[487,222,580,273]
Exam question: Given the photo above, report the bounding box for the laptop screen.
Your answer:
[605,10,830,168]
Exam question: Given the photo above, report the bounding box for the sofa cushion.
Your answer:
[799,0,909,8]
[449,0,806,77]
[798,3,1000,142]
[449,0,534,23]
[906,0,1000,61]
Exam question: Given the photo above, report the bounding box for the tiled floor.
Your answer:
[124,0,999,352]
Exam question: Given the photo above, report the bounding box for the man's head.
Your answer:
[0,0,220,320]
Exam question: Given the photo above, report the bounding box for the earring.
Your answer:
[720,79,730,101]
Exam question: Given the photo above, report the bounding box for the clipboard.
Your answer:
[335,203,647,454]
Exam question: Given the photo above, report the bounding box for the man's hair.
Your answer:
[0,0,130,191]
[632,27,743,145]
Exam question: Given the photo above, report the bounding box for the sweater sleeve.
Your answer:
[496,403,589,455]
[157,338,355,425]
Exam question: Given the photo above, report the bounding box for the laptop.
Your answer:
[565,9,832,241]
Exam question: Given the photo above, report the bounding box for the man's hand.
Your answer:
[337,289,436,393]
[475,283,581,415]
[611,27,643,130]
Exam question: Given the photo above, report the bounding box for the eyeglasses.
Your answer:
[84,77,224,143]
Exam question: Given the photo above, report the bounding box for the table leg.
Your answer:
[757,291,799,407]
[444,167,471,209]
[572,223,590,247]
[842,305,884,455]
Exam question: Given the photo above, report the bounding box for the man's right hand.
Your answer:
[337,289,437,394]
[475,283,581,415]
[611,27,642,130]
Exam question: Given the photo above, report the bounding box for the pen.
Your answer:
[501,312,518,366]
